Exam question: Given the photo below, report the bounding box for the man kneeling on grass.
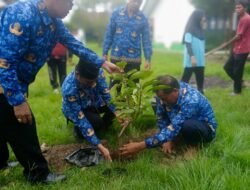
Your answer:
[120,75,217,156]
[62,59,118,161]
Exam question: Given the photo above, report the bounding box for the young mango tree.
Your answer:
[110,62,156,137]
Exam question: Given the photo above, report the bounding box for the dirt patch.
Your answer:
[42,141,137,172]
[205,76,231,88]
[42,143,88,172]
[41,130,201,172]
[189,76,231,89]
[190,76,250,89]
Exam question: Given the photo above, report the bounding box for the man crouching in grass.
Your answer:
[120,75,217,156]
[62,59,119,161]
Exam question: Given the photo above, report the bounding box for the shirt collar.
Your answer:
[123,6,141,18]
[31,0,54,26]
[176,83,188,106]
[176,88,183,106]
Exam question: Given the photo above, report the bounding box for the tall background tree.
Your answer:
[190,0,235,17]
[190,0,250,49]
[69,0,126,45]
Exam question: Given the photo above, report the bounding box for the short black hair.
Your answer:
[235,0,249,8]
[75,59,100,80]
[154,75,180,94]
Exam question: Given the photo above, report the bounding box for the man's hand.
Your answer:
[162,141,174,154]
[144,60,151,70]
[191,56,196,67]
[119,141,146,156]
[97,144,112,162]
[14,102,32,125]
[102,61,121,73]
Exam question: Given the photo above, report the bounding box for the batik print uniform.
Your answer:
[145,82,217,147]
[0,0,104,106]
[0,0,104,182]
[103,6,152,66]
[62,69,115,146]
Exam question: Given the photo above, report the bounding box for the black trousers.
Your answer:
[224,53,248,93]
[0,95,49,182]
[181,66,204,94]
[180,119,214,145]
[73,106,116,139]
[47,57,67,89]
[109,59,141,90]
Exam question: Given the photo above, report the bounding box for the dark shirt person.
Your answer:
[222,0,250,95]
[47,42,72,93]
[120,75,217,156]
[0,0,119,183]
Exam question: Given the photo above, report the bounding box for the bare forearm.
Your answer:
[223,35,240,48]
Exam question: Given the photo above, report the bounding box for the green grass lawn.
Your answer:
[0,44,250,190]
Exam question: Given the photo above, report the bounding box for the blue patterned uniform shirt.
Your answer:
[62,69,115,146]
[145,82,217,148]
[103,6,152,63]
[0,0,104,106]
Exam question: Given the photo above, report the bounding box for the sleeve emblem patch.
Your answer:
[9,23,23,36]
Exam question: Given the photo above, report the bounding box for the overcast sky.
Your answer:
[153,0,194,47]
[64,0,194,48]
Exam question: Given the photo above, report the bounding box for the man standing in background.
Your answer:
[47,42,73,93]
[223,0,250,95]
[103,0,152,88]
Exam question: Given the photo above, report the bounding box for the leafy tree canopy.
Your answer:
[190,0,236,17]
[70,0,126,43]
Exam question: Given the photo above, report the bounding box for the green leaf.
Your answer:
[132,89,138,95]
[120,108,135,114]
[121,88,133,96]
[127,80,137,88]
[142,79,158,89]
[132,95,138,104]
[111,74,123,81]
[147,84,172,92]
[110,83,119,91]
[129,70,153,80]
[114,102,127,108]
[116,61,127,69]
[127,69,138,76]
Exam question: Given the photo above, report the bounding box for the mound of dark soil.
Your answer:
[42,143,87,172]
[42,142,136,172]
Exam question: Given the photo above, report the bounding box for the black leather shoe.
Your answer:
[43,173,66,183]
[8,161,19,167]
[0,161,18,170]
